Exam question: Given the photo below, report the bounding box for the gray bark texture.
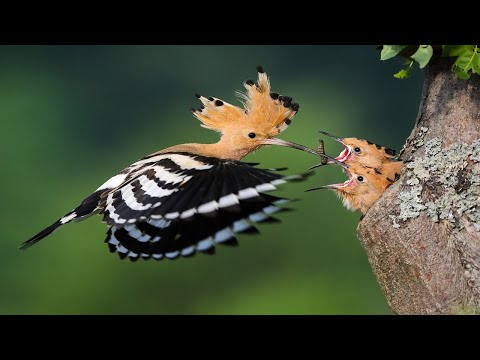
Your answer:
[357,57,480,314]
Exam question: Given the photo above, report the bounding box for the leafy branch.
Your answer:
[380,45,479,80]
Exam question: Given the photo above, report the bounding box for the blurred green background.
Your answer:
[0,45,423,314]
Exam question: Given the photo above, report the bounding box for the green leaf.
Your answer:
[380,45,407,61]
[411,45,433,69]
[442,45,474,57]
[379,45,479,81]
[452,46,480,79]
[454,66,470,80]
[473,61,480,74]
[454,49,473,69]
[393,68,411,79]
[472,49,480,74]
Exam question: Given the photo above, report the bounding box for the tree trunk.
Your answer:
[357,57,480,314]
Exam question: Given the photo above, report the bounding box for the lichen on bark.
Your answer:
[356,56,480,314]
[391,138,480,230]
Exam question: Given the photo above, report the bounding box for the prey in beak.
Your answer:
[260,137,346,167]
[307,130,351,170]
[318,130,353,163]
[305,130,404,214]
[316,130,402,169]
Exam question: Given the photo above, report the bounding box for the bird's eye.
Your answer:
[357,176,364,182]
[248,132,256,139]
[354,147,361,153]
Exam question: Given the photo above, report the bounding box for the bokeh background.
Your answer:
[0,46,423,314]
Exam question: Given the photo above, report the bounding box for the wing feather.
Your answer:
[101,152,309,261]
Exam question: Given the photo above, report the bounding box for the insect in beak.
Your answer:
[262,137,347,169]
[318,130,352,163]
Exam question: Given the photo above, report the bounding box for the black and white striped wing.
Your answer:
[100,152,302,261]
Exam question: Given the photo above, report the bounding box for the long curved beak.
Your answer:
[318,130,344,143]
[261,137,320,156]
[263,137,348,169]
[305,170,354,192]
[305,185,336,192]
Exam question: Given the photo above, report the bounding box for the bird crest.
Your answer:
[192,66,299,137]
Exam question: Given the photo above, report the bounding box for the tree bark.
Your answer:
[357,57,480,314]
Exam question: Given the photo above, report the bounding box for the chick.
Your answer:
[306,163,395,214]
[312,130,404,181]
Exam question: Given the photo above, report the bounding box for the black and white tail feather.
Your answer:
[21,152,310,261]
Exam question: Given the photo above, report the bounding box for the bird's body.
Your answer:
[21,67,316,261]
[326,164,393,214]
[308,131,404,214]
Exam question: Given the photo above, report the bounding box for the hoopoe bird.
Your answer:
[20,66,320,261]
[307,131,404,214]
[306,163,397,214]
[311,130,404,182]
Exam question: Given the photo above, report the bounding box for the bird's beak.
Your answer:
[305,170,354,192]
[262,138,346,168]
[318,130,344,143]
[309,159,348,170]
[318,130,352,164]
[305,184,337,192]
[262,137,319,156]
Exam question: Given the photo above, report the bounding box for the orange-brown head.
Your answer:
[318,130,400,168]
[306,163,394,214]
[186,66,319,160]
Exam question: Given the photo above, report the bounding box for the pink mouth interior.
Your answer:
[335,145,352,162]
[327,143,354,188]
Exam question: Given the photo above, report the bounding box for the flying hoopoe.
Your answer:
[311,130,404,181]
[306,163,397,214]
[20,66,321,261]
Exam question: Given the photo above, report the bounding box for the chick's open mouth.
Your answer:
[305,163,354,192]
[331,170,354,188]
[336,145,352,162]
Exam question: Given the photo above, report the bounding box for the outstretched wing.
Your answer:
[100,152,290,225]
[101,152,307,261]
[106,193,291,261]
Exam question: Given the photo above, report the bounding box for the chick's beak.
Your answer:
[318,130,352,163]
[305,169,354,192]
[318,130,344,143]
[305,184,338,192]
